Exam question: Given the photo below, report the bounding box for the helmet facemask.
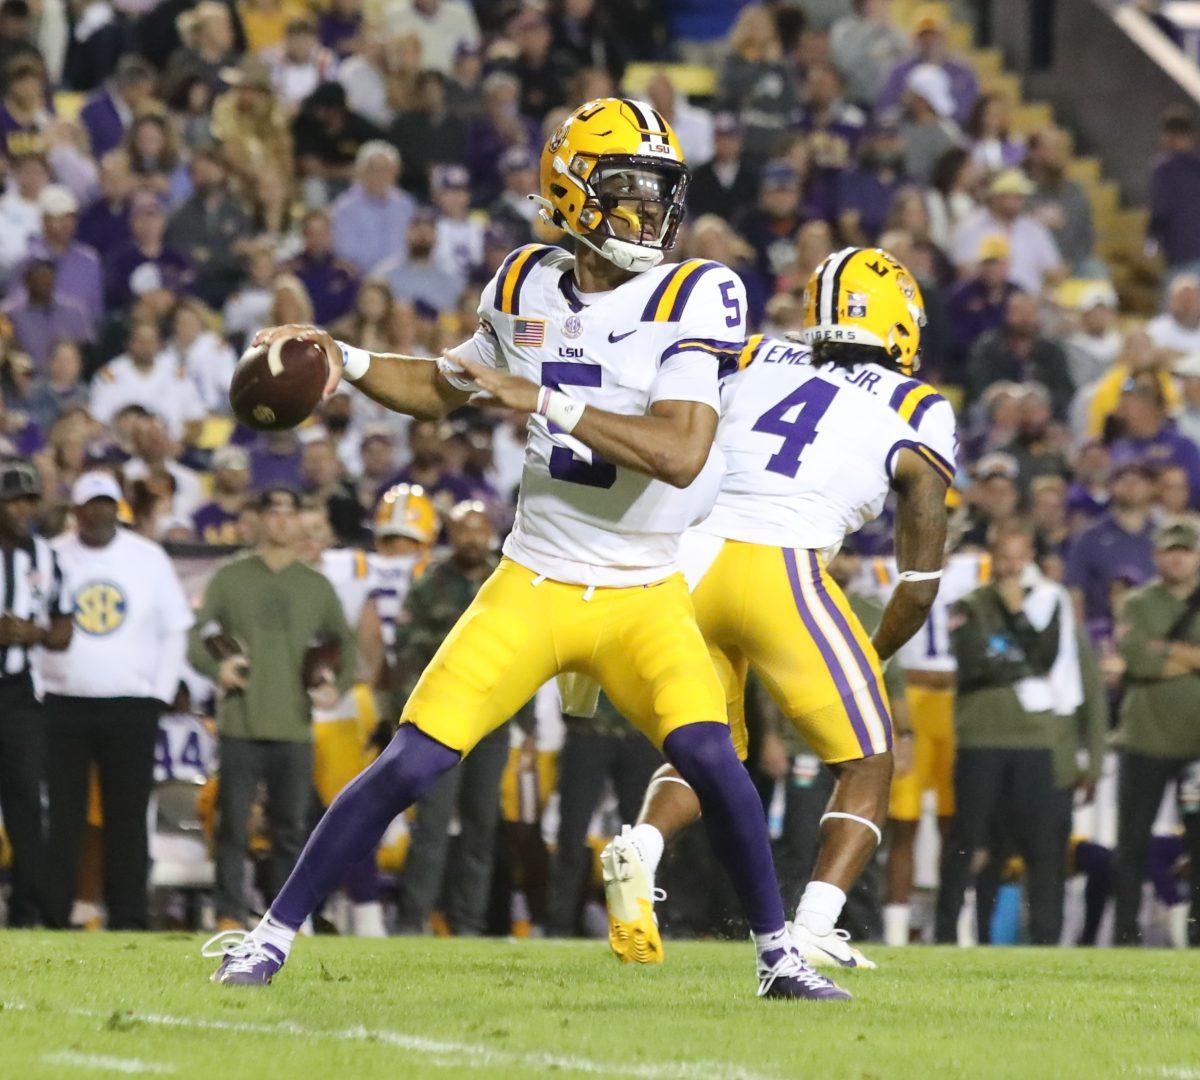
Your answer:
[538,154,688,273]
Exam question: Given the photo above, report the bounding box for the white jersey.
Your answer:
[862,551,991,674]
[89,351,206,440]
[319,547,374,629]
[154,712,216,784]
[447,245,743,587]
[369,552,420,659]
[695,335,958,553]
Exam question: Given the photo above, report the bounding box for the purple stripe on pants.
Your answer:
[806,550,893,751]
[782,548,874,757]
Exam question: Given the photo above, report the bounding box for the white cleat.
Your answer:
[789,920,877,970]
[600,827,664,964]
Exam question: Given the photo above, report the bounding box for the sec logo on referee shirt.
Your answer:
[74,580,127,635]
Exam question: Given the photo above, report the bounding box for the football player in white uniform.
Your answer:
[603,247,957,971]
[865,549,991,946]
[206,98,842,1000]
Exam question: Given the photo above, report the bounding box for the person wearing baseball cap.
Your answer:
[1112,517,1200,945]
[876,2,979,126]
[192,445,251,545]
[951,167,1066,294]
[188,481,357,931]
[0,456,72,926]
[1064,281,1121,389]
[945,233,1019,364]
[38,469,193,930]
[21,182,102,329]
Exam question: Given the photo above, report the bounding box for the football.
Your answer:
[301,636,342,690]
[229,335,329,431]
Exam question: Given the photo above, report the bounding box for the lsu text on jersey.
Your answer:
[681,333,959,765]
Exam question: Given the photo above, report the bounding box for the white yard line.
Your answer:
[1137,1069,1200,1080]
[6,1000,776,1080]
[42,1050,176,1075]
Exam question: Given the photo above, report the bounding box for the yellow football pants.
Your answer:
[692,540,893,764]
[313,684,379,807]
[401,557,727,753]
[887,684,956,821]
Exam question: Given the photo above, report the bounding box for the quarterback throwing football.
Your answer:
[204,98,846,1000]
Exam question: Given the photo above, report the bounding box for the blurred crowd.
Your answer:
[0,0,1199,945]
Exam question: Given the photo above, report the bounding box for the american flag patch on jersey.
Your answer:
[512,318,546,346]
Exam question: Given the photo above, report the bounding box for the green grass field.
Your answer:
[1,932,1197,1079]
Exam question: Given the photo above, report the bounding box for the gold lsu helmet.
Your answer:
[800,247,927,375]
[534,98,688,273]
[375,483,437,545]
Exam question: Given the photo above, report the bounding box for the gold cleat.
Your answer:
[601,831,664,964]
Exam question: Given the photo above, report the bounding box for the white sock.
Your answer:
[796,880,846,937]
[626,823,664,877]
[752,926,793,962]
[883,903,910,947]
[254,912,297,959]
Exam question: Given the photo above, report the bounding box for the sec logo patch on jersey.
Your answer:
[74,580,127,636]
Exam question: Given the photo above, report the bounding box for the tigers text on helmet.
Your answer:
[533,97,688,274]
[799,247,927,375]
[375,483,437,544]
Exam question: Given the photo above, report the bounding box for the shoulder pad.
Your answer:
[641,259,725,323]
[491,244,555,316]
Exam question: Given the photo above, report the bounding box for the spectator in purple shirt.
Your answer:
[1108,377,1200,508]
[77,148,134,254]
[1066,440,1112,529]
[0,53,52,158]
[283,208,360,325]
[318,0,363,56]
[329,140,417,277]
[946,233,1021,367]
[15,184,103,331]
[103,190,193,308]
[1149,106,1200,271]
[79,56,157,159]
[465,72,540,205]
[1065,460,1157,642]
[192,444,251,545]
[2,259,92,370]
[22,339,89,434]
[876,4,978,127]
[834,118,905,245]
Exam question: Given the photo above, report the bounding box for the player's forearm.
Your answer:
[873,582,938,662]
[571,401,716,489]
[353,354,468,420]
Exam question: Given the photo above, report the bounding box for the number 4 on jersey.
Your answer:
[752,377,839,478]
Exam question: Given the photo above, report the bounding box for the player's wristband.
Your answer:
[898,569,942,583]
[336,341,371,382]
[537,388,585,434]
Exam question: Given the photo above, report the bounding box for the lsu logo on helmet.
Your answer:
[800,247,927,375]
[533,98,689,274]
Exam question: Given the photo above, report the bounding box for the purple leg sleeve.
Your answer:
[271,724,460,929]
[662,722,786,935]
[343,852,380,905]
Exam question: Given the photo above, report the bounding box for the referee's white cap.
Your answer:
[71,471,122,506]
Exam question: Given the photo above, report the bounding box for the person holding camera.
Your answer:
[1112,520,1200,945]
[188,487,357,931]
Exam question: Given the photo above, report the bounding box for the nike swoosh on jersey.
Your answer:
[608,330,637,343]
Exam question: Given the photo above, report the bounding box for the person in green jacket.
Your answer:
[936,519,1066,945]
[189,487,357,929]
[1112,519,1200,945]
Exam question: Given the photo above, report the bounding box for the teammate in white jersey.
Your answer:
[207,97,839,1000]
[604,247,958,971]
[864,549,990,946]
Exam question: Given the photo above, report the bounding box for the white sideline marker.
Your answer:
[43,1051,175,1075]
[8,1001,775,1080]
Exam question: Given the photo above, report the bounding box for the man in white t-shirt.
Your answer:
[1147,274,1200,355]
[40,470,194,930]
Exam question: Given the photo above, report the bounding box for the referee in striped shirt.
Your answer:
[0,457,72,926]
